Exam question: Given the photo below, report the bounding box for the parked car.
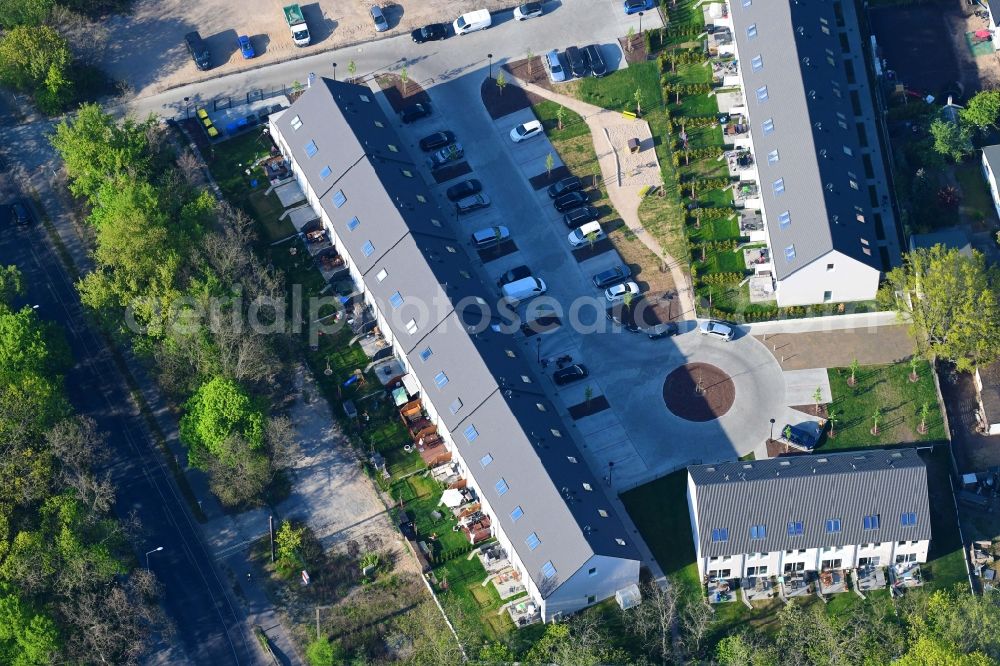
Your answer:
[781,423,819,451]
[428,142,464,168]
[544,49,566,83]
[411,23,447,42]
[585,44,608,77]
[238,35,255,59]
[400,102,432,123]
[548,175,582,198]
[446,178,482,201]
[419,130,455,151]
[370,5,389,31]
[498,265,532,286]
[554,190,589,212]
[453,9,492,35]
[568,221,604,247]
[566,46,589,78]
[10,201,31,226]
[606,303,640,332]
[605,281,642,303]
[455,193,491,214]
[472,225,510,249]
[563,205,600,229]
[510,120,544,142]
[184,31,211,70]
[502,276,547,303]
[699,319,735,341]
[554,364,589,386]
[647,322,679,339]
[592,265,631,289]
[624,0,656,14]
[514,1,544,20]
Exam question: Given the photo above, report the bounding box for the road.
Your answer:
[0,157,258,663]
[124,0,662,121]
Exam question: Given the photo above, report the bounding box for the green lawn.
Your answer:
[621,470,698,584]
[391,475,468,557]
[954,159,998,226]
[433,551,519,646]
[822,360,946,450]
[533,99,589,141]
[921,446,968,593]
[703,250,745,274]
[573,61,662,114]
[669,61,714,86]
[690,216,740,242]
[208,133,290,243]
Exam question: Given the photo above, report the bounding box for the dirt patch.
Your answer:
[611,227,677,295]
[939,364,1000,473]
[571,237,615,262]
[663,362,735,422]
[480,79,540,120]
[766,438,810,458]
[528,165,572,190]
[477,240,519,263]
[619,35,649,65]
[568,395,612,420]
[376,73,431,113]
[504,56,553,90]
[432,161,473,184]
[791,403,829,420]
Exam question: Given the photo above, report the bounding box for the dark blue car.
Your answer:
[238,35,255,59]
[624,0,656,14]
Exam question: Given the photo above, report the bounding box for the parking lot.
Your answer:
[374,59,806,489]
[102,0,519,96]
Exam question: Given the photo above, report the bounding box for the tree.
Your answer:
[556,105,566,131]
[0,0,53,28]
[896,635,992,666]
[347,59,356,80]
[0,25,73,113]
[679,598,713,658]
[0,586,60,666]
[525,49,534,79]
[626,26,635,52]
[622,582,679,662]
[715,629,776,666]
[872,407,881,436]
[961,89,1000,131]
[0,265,23,306]
[400,66,408,96]
[910,354,921,382]
[634,87,643,116]
[584,385,594,408]
[929,118,973,162]
[918,401,930,434]
[275,519,306,570]
[848,358,860,387]
[812,386,823,415]
[495,70,507,96]
[880,245,1000,372]
[545,152,554,177]
[479,641,515,663]
[827,408,838,439]
[207,434,271,507]
[179,376,265,469]
[306,636,343,666]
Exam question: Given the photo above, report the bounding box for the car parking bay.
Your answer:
[498,109,565,175]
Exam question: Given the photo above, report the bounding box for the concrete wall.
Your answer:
[775,249,880,306]
[981,152,1000,220]
[541,555,642,621]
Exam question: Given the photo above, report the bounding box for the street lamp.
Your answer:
[183,96,190,120]
[638,11,644,36]
[488,53,494,80]
[535,337,541,365]
[145,546,163,570]
[769,418,776,442]
[608,461,615,487]
[332,61,338,81]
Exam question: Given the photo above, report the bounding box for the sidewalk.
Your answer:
[1,95,301,665]
[508,73,697,321]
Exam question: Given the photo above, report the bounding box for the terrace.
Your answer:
[721,115,751,145]
[712,59,741,87]
[505,598,542,628]
[741,575,776,603]
[724,149,754,179]
[743,245,771,271]
[715,89,746,118]
[707,26,735,56]
[739,209,766,242]
[779,571,815,600]
[731,180,760,207]
[856,565,887,592]
[707,577,737,604]
[890,562,924,592]
[818,569,849,596]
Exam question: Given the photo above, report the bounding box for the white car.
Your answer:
[699,320,735,341]
[605,281,642,303]
[510,120,544,142]
[568,221,604,247]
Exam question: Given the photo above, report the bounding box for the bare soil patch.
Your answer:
[619,35,649,65]
[476,240,519,262]
[504,56,553,90]
[528,165,572,190]
[376,73,431,113]
[663,362,735,422]
[568,395,612,420]
[571,237,615,262]
[431,161,473,184]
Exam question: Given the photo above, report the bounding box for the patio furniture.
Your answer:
[628,138,640,153]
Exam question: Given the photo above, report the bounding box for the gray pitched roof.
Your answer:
[275,78,640,593]
[730,0,885,279]
[983,144,1000,183]
[688,448,932,558]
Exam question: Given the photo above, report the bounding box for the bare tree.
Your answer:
[46,415,109,474]
[623,582,680,662]
[267,415,301,468]
[680,597,714,658]
[208,434,271,507]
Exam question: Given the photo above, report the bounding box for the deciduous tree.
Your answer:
[0,25,73,113]
[179,376,265,469]
[929,118,973,162]
[961,89,1000,131]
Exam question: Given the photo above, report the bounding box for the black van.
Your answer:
[184,31,211,71]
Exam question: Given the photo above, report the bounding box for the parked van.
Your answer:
[453,9,491,35]
[501,276,547,303]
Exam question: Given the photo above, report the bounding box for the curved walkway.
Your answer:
[508,73,697,321]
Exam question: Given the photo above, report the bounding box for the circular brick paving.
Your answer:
[662,362,735,422]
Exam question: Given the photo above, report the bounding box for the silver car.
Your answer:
[545,50,566,83]
[699,320,734,341]
[371,5,389,32]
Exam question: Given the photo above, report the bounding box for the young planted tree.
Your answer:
[909,355,921,383]
[347,59,357,81]
[495,70,507,96]
[400,66,408,96]
[556,105,566,131]
[848,358,860,387]
[545,152,555,177]
[525,48,534,79]
[871,407,881,437]
[634,87,643,117]
[626,26,635,52]
[812,386,823,416]
[584,385,594,408]
[586,230,599,251]
[827,409,838,439]
[918,401,930,435]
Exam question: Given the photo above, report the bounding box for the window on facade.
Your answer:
[784,245,796,262]
[767,149,779,164]
[787,521,804,536]
[541,561,556,578]
[304,140,318,157]
[388,291,404,309]
[863,514,880,530]
[747,23,757,38]
[751,55,763,71]
[843,145,854,157]
[359,94,371,102]
[567,456,577,463]
[773,178,785,195]
[463,424,478,441]
[347,216,360,231]
[434,371,449,389]
[536,403,546,412]
[615,538,627,546]
[361,241,375,257]
[756,85,769,101]
[290,115,303,130]
[525,533,540,550]
[520,375,532,384]
[551,429,563,438]
[416,194,427,203]
[405,319,418,335]
[496,479,509,496]
[762,118,775,134]
[711,528,729,542]
[778,211,791,228]
[750,525,766,540]
[826,519,842,533]
[450,398,464,414]
[319,166,332,179]
[480,453,493,467]
[332,190,347,208]
[419,347,432,361]
[900,512,918,526]
[511,506,524,521]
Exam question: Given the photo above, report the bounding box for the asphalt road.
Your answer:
[0,199,256,663]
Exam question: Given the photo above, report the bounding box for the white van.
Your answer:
[501,276,547,303]
[453,9,491,35]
